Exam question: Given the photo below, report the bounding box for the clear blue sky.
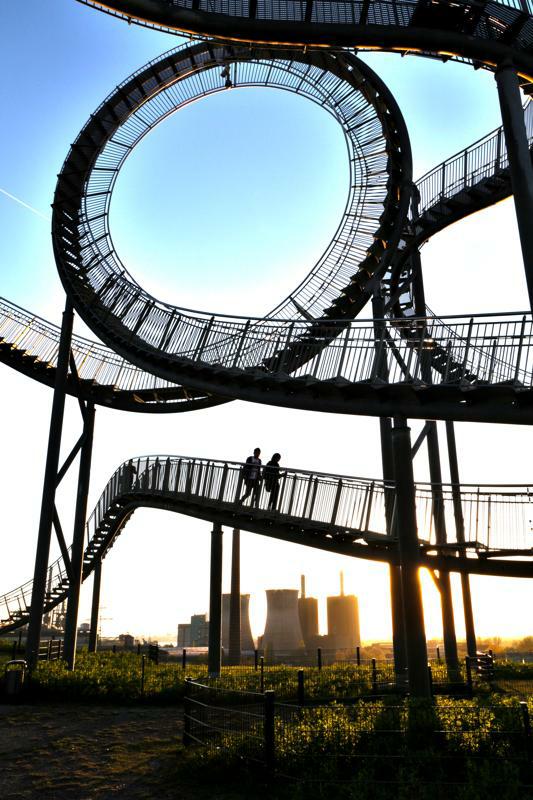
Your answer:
[1,0,531,643]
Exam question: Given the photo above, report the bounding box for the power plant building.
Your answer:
[221,593,255,651]
[326,573,361,650]
[262,589,304,653]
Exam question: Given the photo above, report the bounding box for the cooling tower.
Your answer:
[298,575,319,649]
[327,594,361,650]
[221,594,255,651]
[262,589,304,653]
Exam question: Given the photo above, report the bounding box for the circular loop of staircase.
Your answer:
[53,41,412,390]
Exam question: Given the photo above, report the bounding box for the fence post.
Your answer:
[436,646,441,663]
[140,655,146,699]
[260,656,265,693]
[137,643,141,656]
[182,648,187,670]
[520,701,531,759]
[264,690,275,771]
[47,639,52,661]
[356,646,361,667]
[183,677,192,747]
[465,656,473,696]
[371,658,377,694]
[297,669,305,706]
[427,665,434,697]
[254,649,259,671]
[317,647,322,671]
[112,644,116,654]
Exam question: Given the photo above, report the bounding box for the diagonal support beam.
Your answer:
[52,508,74,585]
[56,433,85,487]
[411,421,431,458]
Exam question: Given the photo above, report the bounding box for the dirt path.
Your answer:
[0,703,224,800]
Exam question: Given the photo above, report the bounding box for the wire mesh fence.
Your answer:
[182,679,533,794]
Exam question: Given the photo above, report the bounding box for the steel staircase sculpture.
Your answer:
[75,0,533,81]
[47,40,533,425]
[3,5,533,663]
[1,454,531,632]
[2,105,531,414]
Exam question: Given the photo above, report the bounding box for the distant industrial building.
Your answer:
[221,593,255,651]
[177,613,209,647]
[298,575,319,650]
[262,589,304,653]
[326,572,361,650]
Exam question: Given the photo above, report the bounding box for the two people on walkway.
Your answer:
[240,448,284,510]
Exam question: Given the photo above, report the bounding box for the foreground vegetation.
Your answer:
[8,651,529,705]
[1,650,532,800]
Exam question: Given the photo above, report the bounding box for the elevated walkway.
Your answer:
[76,0,533,82]
[1,455,531,633]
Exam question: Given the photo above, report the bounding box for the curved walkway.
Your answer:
[48,40,533,424]
[0,296,225,413]
[2,455,531,633]
[76,0,533,81]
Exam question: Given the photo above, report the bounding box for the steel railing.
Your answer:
[87,456,533,552]
[79,0,533,33]
[416,102,533,216]
[2,455,531,632]
[0,296,201,402]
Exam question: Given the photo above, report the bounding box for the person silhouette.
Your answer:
[240,447,262,505]
[264,453,284,511]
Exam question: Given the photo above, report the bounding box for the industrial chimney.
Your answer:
[221,594,255,651]
[298,575,319,650]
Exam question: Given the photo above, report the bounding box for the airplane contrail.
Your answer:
[0,187,51,222]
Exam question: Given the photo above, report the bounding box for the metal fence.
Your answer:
[183,679,533,791]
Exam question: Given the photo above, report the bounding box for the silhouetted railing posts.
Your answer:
[317,647,322,671]
[371,658,378,694]
[260,656,265,693]
[264,691,276,770]
[183,677,192,746]
[254,649,259,671]
[297,669,305,705]
[465,657,473,696]
[182,648,187,670]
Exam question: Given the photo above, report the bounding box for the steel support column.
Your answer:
[208,522,223,676]
[392,418,430,697]
[228,528,241,666]
[63,403,96,670]
[373,292,407,679]
[25,299,74,668]
[495,62,533,313]
[426,422,459,676]
[445,420,478,658]
[380,416,407,679]
[88,561,102,653]
[408,236,459,674]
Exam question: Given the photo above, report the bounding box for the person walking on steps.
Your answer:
[264,453,284,511]
[240,447,262,505]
